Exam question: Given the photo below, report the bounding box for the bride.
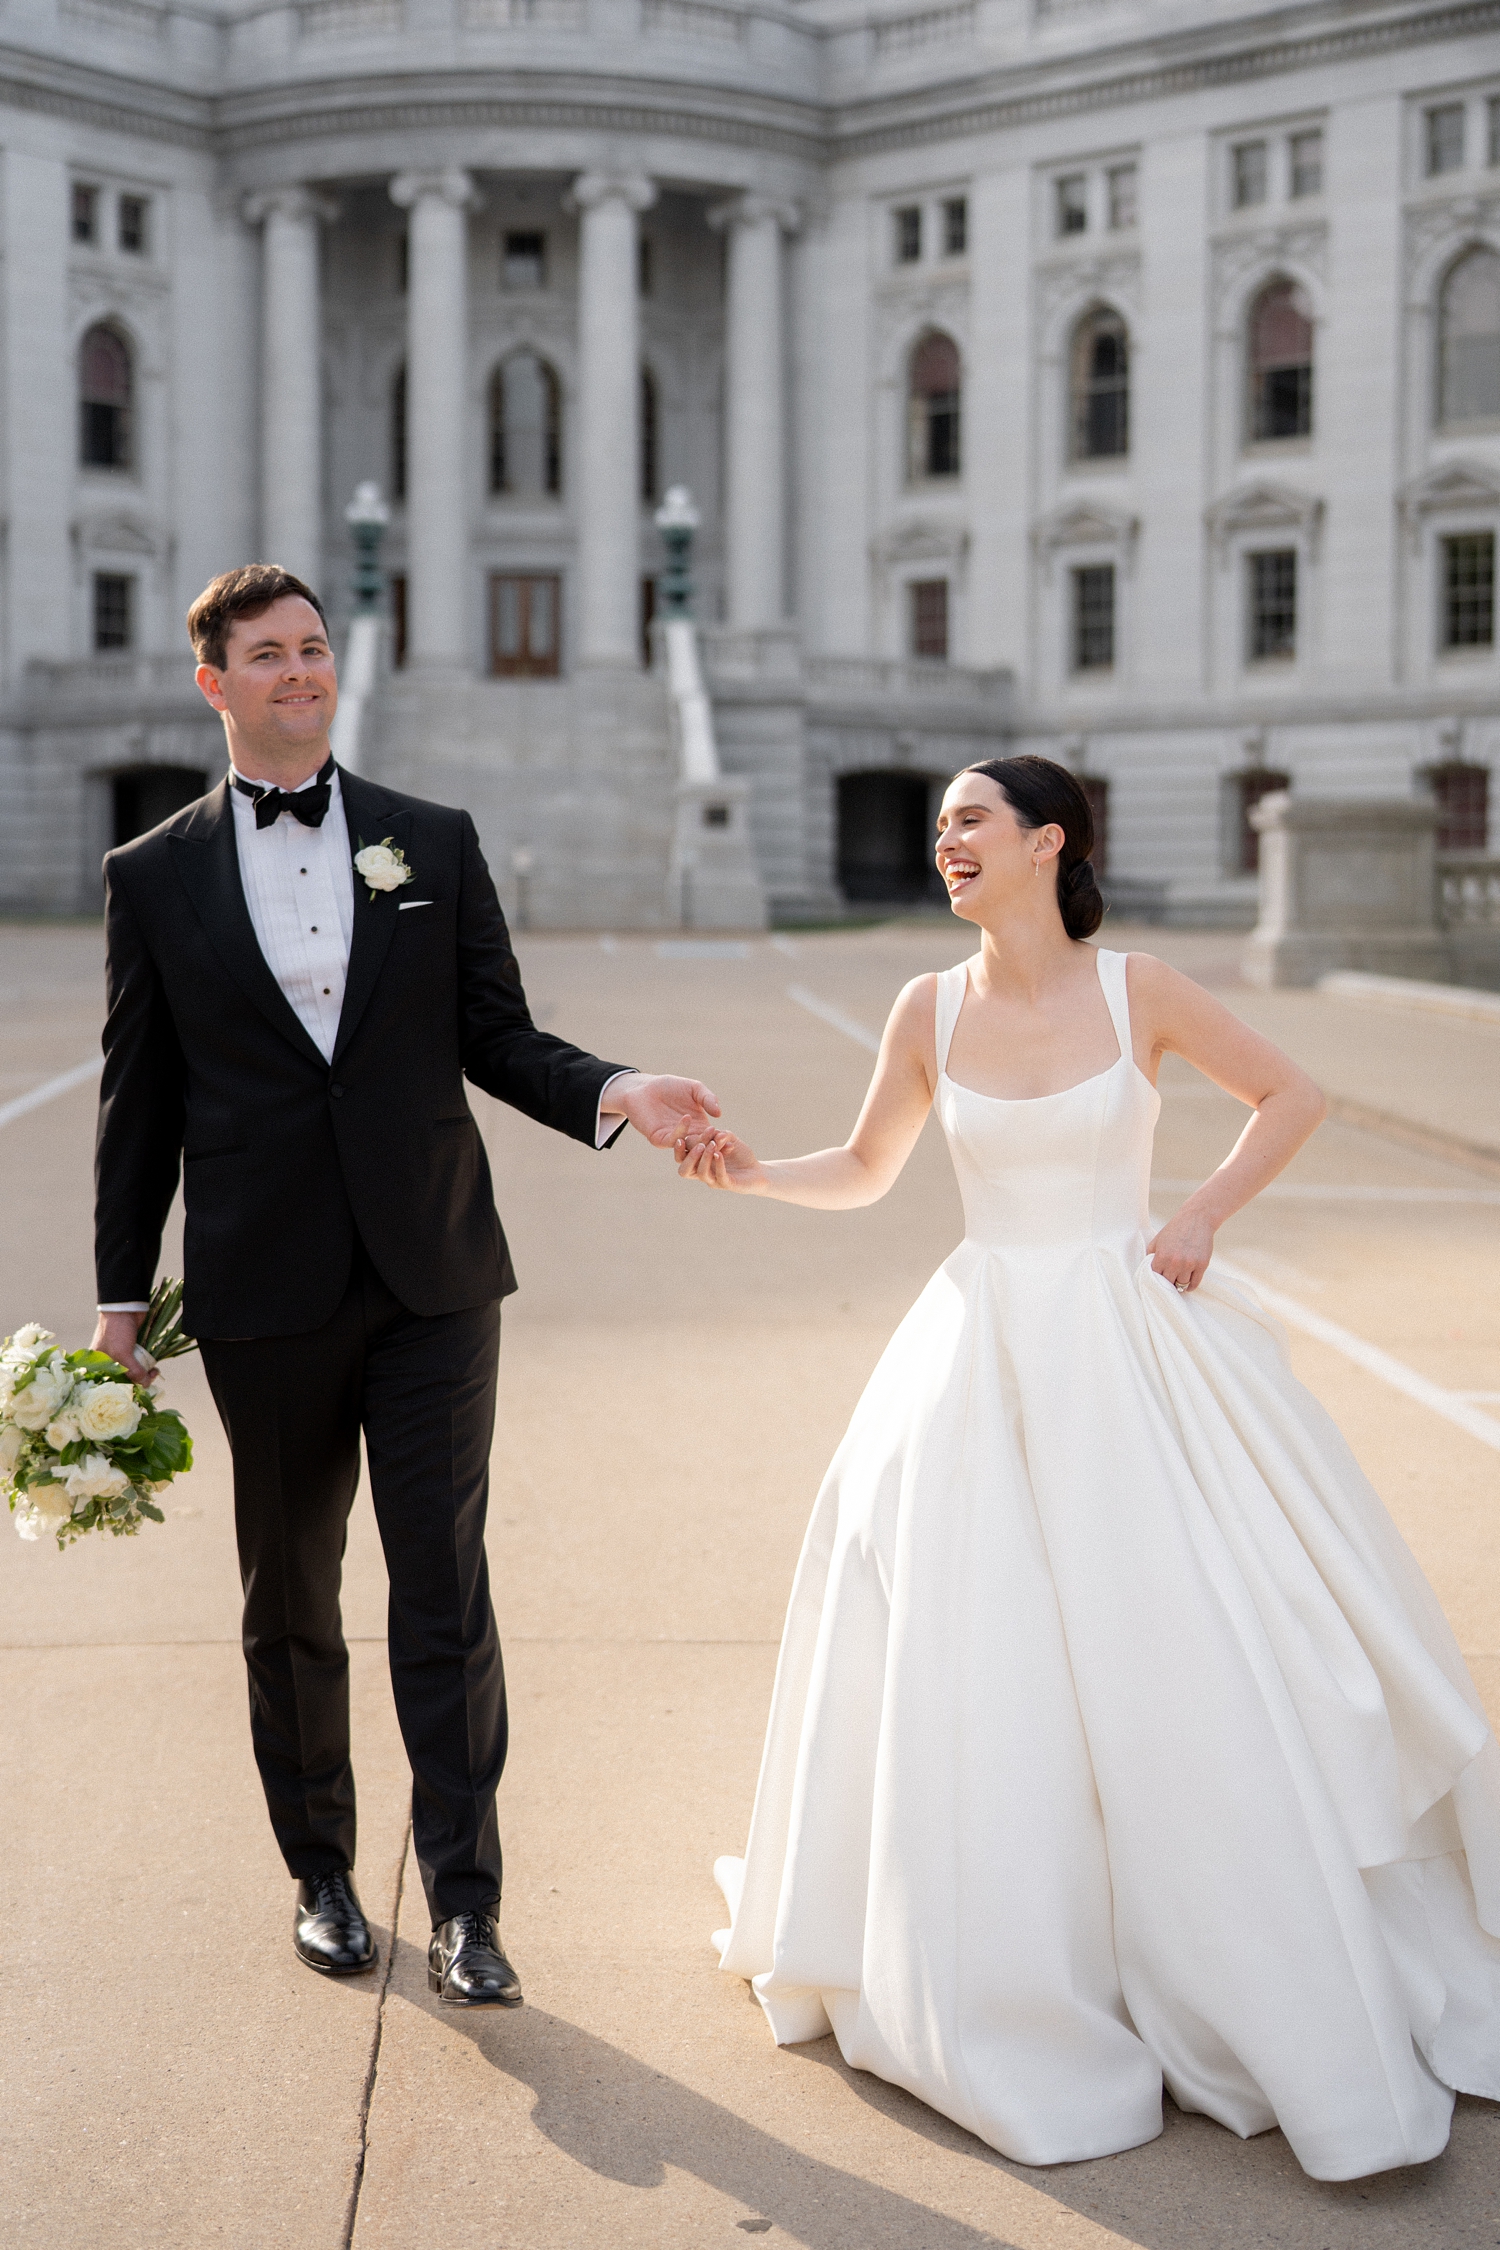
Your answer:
[676,754,1500,2182]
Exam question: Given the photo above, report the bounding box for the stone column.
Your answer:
[711,195,799,631]
[245,186,337,585]
[572,172,656,667]
[391,167,478,668]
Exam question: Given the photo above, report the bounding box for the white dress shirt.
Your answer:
[98,760,634,1313]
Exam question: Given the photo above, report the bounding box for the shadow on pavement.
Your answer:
[404,1957,1021,2248]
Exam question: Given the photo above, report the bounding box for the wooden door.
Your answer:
[490,573,561,677]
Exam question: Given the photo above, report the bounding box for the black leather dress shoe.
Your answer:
[428,1910,523,2006]
[293,1869,378,1976]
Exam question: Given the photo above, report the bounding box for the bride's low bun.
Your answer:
[956,754,1107,940]
[1058,856,1104,940]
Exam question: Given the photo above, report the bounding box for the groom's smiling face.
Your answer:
[195,594,339,773]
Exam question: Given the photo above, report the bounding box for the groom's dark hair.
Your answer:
[188,564,328,671]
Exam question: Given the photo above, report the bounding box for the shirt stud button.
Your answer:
[310,925,318,932]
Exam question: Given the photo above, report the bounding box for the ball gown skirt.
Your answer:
[712,948,1500,2181]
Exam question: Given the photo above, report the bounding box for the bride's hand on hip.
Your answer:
[674,1129,767,1195]
[1147,1206,1215,1295]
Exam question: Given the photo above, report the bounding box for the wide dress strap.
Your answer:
[1095,948,1133,1067]
[933,958,975,1080]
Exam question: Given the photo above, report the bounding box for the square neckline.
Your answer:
[939,948,1150,1108]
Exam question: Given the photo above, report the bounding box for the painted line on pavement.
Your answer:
[787,984,881,1052]
[1215,1261,1500,1453]
[0,1055,101,1133]
[789,981,1500,1454]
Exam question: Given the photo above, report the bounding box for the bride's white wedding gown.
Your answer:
[713,948,1500,2180]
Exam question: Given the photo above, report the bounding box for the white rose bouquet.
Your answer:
[1,1278,196,1549]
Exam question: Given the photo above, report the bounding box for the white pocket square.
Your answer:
[398,899,434,910]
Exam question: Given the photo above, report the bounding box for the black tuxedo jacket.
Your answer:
[94,768,629,1339]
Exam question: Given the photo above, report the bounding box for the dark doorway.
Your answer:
[837,771,937,904]
[112,765,208,847]
[490,572,561,677]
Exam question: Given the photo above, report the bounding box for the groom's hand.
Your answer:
[605,1072,722,1148]
[90,1310,157,1386]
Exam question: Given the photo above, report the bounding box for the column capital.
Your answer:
[707,192,801,237]
[244,184,340,228]
[568,172,657,217]
[390,167,480,213]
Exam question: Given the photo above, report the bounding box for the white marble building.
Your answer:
[1,0,1498,925]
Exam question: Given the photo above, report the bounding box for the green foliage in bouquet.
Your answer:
[0,1278,198,1550]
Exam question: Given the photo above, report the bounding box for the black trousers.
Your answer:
[200,1246,505,1924]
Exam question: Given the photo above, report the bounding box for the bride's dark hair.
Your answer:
[958,756,1105,941]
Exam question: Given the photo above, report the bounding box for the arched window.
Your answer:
[1069,308,1129,460]
[641,366,659,504]
[907,331,961,480]
[489,350,561,497]
[79,323,132,470]
[1438,248,1500,425]
[390,362,407,502]
[1248,279,1314,441]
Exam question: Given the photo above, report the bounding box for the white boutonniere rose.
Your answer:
[354,839,413,900]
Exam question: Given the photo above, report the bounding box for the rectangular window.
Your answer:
[910,578,949,660]
[1232,142,1268,209]
[1441,532,1496,648]
[1248,549,1297,662]
[1289,130,1323,198]
[1106,165,1137,230]
[490,572,561,677]
[1489,95,1500,167]
[118,195,149,254]
[92,572,133,652]
[1071,565,1116,671]
[72,183,99,244]
[1232,142,1268,208]
[894,205,922,264]
[502,231,546,290]
[1055,175,1087,237]
[638,235,653,297]
[942,197,967,256]
[1427,103,1466,176]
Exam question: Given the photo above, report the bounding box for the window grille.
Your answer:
[1248,550,1297,661]
[1070,310,1129,460]
[1107,166,1137,230]
[72,184,99,244]
[1438,250,1500,425]
[1071,566,1115,671]
[1427,104,1466,176]
[894,206,922,264]
[908,332,961,479]
[1249,280,1314,440]
[490,351,562,496]
[1289,131,1323,198]
[93,573,132,652]
[502,231,545,290]
[118,195,149,254]
[1422,760,1491,851]
[1441,533,1496,648]
[1055,176,1087,236]
[910,579,949,660]
[942,198,967,256]
[79,324,132,470]
[1232,142,1267,208]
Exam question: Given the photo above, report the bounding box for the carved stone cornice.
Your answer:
[1205,479,1324,558]
[1209,221,1327,316]
[1396,459,1500,549]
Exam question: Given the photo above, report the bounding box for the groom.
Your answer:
[92,563,720,2004]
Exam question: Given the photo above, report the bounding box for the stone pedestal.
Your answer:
[1242,794,1452,987]
[246,186,335,582]
[667,777,767,930]
[573,172,654,667]
[391,168,477,668]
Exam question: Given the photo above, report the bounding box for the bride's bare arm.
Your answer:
[1129,953,1326,1291]
[675,976,938,1209]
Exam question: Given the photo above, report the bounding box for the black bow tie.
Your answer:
[233,758,335,831]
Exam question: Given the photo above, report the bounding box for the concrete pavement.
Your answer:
[1,917,1497,2249]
